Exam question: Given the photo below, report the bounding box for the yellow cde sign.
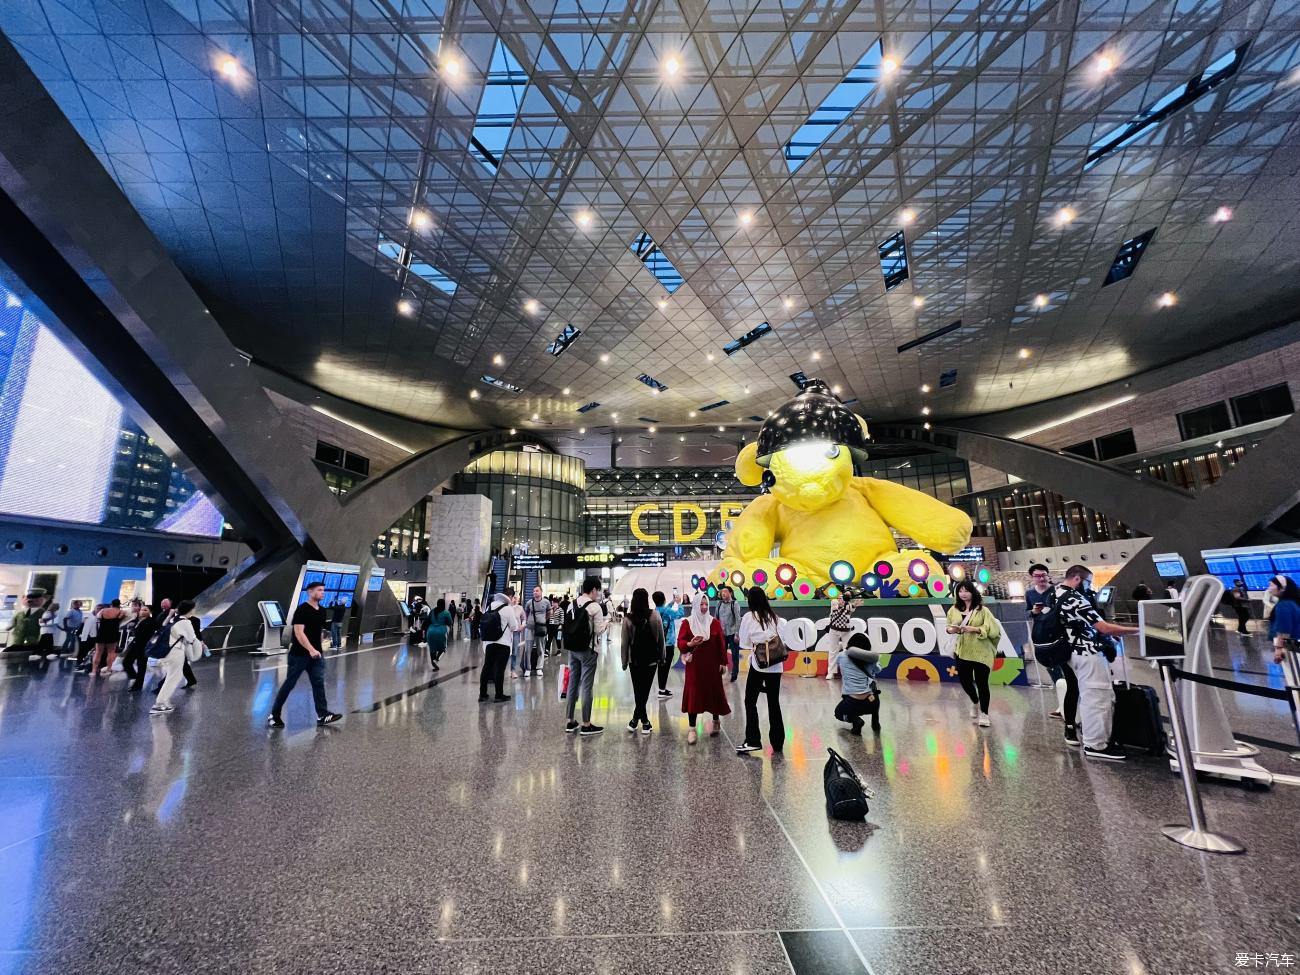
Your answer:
[629,502,748,544]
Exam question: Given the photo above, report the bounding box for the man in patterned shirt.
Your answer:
[1056,564,1138,761]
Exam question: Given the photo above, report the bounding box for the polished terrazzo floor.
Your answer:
[0,626,1297,975]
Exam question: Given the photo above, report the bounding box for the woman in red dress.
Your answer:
[677,598,731,744]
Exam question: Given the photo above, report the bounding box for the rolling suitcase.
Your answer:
[1111,646,1165,755]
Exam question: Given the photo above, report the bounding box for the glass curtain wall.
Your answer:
[453,450,585,554]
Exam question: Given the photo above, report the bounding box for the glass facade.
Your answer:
[374,497,431,561]
[453,450,585,554]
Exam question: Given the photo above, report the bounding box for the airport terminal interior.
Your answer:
[1,0,1300,972]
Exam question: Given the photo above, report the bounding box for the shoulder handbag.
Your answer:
[754,631,788,669]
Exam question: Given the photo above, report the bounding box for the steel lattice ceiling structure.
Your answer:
[3,0,1300,440]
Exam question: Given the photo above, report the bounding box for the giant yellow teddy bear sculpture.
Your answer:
[716,380,973,597]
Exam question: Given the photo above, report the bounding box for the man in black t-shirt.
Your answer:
[267,581,342,728]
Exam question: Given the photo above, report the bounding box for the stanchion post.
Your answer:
[1280,646,1300,763]
[1159,661,1246,854]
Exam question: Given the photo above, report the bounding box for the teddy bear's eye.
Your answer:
[825,444,840,459]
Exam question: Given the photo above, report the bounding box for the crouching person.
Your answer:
[833,633,881,735]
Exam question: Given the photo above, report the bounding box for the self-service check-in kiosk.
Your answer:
[253,601,287,656]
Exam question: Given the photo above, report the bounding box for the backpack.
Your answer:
[145,619,180,659]
[823,748,870,821]
[1031,589,1072,668]
[479,604,505,642]
[563,599,595,652]
[629,617,659,667]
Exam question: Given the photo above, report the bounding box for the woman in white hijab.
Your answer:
[675,595,731,743]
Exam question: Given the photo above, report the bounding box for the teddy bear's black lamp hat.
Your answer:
[755,379,869,467]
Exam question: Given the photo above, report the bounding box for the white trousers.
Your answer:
[825,628,853,678]
[1072,651,1114,750]
[156,645,188,707]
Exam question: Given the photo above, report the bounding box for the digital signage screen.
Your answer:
[0,282,225,538]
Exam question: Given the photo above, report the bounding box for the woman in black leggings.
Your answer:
[944,581,1001,728]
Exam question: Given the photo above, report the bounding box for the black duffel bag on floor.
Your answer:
[823,748,870,821]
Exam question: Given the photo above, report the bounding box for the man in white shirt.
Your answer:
[564,576,610,736]
[480,588,524,702]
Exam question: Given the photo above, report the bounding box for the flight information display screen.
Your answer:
[299,567,359,607]
[0,282,225,538]
[1201,545,1299,591]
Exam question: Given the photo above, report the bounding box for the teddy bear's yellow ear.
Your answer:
[856,415,870,441]
[735,441,763,486]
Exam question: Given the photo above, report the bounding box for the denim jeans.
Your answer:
[330,621,342,648]
[271,654,329,719]
[725,634,740,680]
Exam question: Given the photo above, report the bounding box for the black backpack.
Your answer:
[629,617,659,666]
[145,619,179,659]
[823,748,870,821]
[479,604,505,642]
[563,599,595,651]
[1031,589,1072,668]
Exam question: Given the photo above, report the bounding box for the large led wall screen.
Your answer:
[0,281,225,537]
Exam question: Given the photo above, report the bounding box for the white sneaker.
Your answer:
[969,704,979,720]
[978,715,991,728]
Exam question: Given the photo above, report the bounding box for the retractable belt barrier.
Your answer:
[1169,667,1292,703]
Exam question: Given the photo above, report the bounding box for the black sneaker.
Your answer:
[317,712,342,726]
[627,720,638,733]
[640,721,653,735]
[1063,725,1081,747]
[1083,744,1126,761]
[848,718,864,736]
[565,721,579,733]
[578,724,604,737]
[478,695,489,703]
[735,742,761,754]
[493,694,510,703]
[267,714,285,728]
[657,689,671,698]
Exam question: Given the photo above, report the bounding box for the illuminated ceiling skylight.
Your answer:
[1085,43,1249,172]
[697,400,730,412]
[546,323,581,356]
[630,232,683,293]
[480,374,521,393]
[576,401,600,413]
[784,40,884,172]
[723,321,771,356]
[469,39,527,175]
[878,231,909,290]
[636,373,668,392]
[1103,229,1157,286]
[410,261,457,295]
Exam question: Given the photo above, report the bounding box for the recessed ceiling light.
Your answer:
[920,383,931,393]
[899,208,916,225]
[658,299,668,310]
[923,421,932,430]
[492,354,504,366]
[832,384,842,395]
[396,299,415,316]
[718,426,725,432]
[611,412,619,419]
[616,437,622,443]
[1212,206,1233,223]
[679,435,685,442]
[1054,206,1076,227]
[1018,348,1032,359]
[648,426,656,433]
[880,56,900,76]
[782,297,793,309]
[217,55,240,80]
[576,210,593,228]
[663,56,680,76]
[921,406,931,416]
[600,353,609,363]
[410,210,432,231]
[1033,294,1049,308]
[811,351,820,361]
[470,389,480,399]
[706,353,714,362]
[688,411,696,418]
[524,299,540,314]
[912,295,925,308]
[510,427,517,435]
[531,413,540,421]
[1158,291,1177,308]
[441,57,461,77]
[578,427,586,434]
[743,386,750,394]
[562,387,571,395]
[739,211,753,227]
[652,388,660,395]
